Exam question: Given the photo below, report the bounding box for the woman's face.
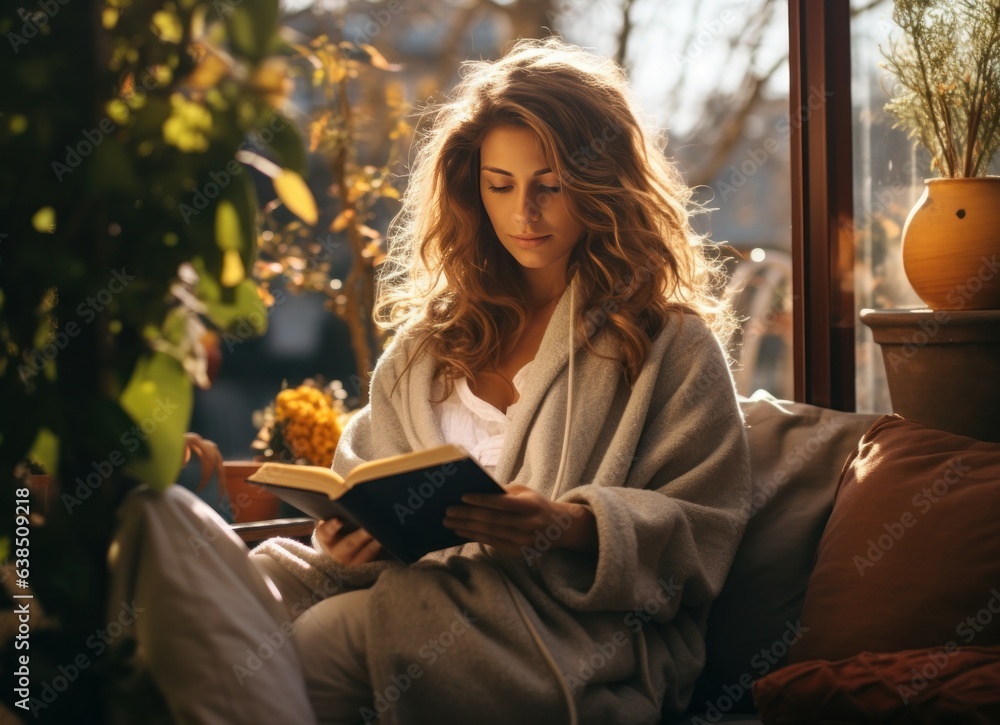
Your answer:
[479,125,585,282]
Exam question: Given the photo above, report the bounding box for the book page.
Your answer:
[248,463,348,499]
[343,444,471,487]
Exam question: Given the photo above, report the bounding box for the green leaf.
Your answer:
[119,351,193,490]
[214,172,257,259]
[159,305,190,348]
[28,426,59,474]
[221,248,245,287]
[194,261,267,337]
[233,171,260,270]
[215,200,242,252]
[258,109,307,175]
[226,9,257,59]
[225,0,279,62]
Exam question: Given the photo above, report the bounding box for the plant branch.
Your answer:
[883,0,1000,177]
[334,72,374,405]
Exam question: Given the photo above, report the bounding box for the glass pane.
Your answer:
[850,0,926,414]
[851,1,1000,413]
[563,0,794,401]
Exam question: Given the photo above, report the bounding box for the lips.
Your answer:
[509,234,552,249]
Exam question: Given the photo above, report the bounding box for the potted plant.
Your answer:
[0,0,306,719]
[880,0,1000,309]
[217,378,349,523]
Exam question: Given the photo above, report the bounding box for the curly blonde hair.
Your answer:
[378,37,733,388]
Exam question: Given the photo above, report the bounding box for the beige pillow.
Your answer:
[687,391,879,715]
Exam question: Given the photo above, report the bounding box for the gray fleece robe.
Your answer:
[260,276,751,725]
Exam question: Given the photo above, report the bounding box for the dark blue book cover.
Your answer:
[248,448,504,564]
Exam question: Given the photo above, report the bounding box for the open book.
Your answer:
[246,444,505,564]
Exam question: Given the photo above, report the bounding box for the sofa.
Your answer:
[679,391,1000,724]
[90,390,1000,724]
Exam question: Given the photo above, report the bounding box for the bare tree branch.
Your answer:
[664,0,788,187]
[684,53,786,187]
[616,0,637,67]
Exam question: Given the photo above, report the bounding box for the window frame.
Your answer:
[787,0,857,410]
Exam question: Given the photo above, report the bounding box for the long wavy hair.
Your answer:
[378,37,734,391]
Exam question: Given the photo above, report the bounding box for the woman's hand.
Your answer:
[444,484,598,558]
[315,518,383,565]
[182,432,224,491]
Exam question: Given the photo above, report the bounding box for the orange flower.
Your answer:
[254,379,348,468]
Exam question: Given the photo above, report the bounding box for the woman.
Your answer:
[254,36,751,725]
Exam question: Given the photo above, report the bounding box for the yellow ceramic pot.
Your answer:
[901,177,1000,310]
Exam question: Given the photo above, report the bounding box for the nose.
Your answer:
[512,190,541,225]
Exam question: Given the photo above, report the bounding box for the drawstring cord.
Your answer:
[489,282,579,725]
[551,282,575,504]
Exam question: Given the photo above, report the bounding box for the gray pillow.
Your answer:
[685,391,879,717]
[105,485,317,724]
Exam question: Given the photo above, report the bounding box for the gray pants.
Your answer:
[251,553,375,725]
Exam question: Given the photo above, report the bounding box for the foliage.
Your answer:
[881,0,1000,177]
[0,0,304,719]
[252,378,349,468]
[255,34,410,405]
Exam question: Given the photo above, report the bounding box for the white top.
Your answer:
[431,361,533,475]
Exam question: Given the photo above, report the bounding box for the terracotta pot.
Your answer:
[861,308,1000,442]
[222,461,281,523]
[901,177,1000,310]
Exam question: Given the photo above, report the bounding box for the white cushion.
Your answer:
[105,484,316,724]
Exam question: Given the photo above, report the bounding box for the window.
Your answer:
[850,0,927,413]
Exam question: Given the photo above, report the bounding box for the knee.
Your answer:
[294,589,372,672]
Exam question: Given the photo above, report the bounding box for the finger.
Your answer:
[183,432,201,466]
[460,488,540,512]
[197,439,223,489]
[318,517,344,533]
[444,511,530,534]
[333,528,375,560]
[445,505,534,528]
[316,518,344,545]
[349,537,383,565]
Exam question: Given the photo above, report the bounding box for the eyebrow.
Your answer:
[481,165,553,177]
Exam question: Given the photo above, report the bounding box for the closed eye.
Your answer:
[487,185,513,194]
[538,185,561,194]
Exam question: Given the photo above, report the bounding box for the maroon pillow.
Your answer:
[789,415,1000,664]
[753,646,1000,724]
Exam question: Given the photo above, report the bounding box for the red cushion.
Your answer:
[788,415,1000,664]
[753,645,1000,724]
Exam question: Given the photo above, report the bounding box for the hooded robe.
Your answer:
[257,277,752,724]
